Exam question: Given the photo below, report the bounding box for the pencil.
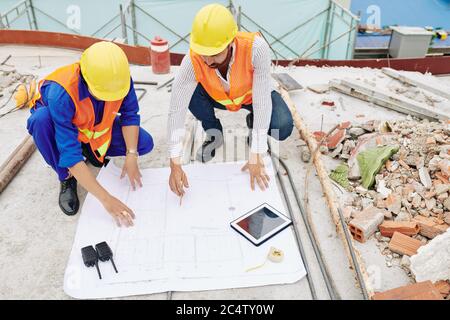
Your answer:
[179,194,183,206]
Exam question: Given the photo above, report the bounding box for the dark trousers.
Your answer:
[188,84,294,140]
[27,106,154,181]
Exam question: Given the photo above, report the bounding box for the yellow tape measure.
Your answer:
[245,247,284,272]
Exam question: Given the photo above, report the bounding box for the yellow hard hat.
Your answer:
[80,41,130,101]
[190,3,238,56]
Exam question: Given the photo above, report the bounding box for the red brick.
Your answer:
[388,232,422,256]
[372,281,443,300]
[379,221,420,237]
[433,281,450,299]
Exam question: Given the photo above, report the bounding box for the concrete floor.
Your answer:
[2,45,448,299]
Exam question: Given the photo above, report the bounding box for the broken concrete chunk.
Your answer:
[438,159,450,177]
[355,186,367,195]
[300,146,311,163]
[329,143,343,158]
[385,160,399,172]
[413,215,449,239]
[410,229,450,283]
[418,167,432,189]
[400,255,411,268]
[349,127,365,138]
[443,197,450,211]
[437,192,448,202]
[412,194,422,208]
[388,232,423,256]
[428,156,442,171]
[445,212,450,225]
[395,210,412,222]
[384,193,402,215]
[425,198,436,211]
[376,180,392,199]
[361,198,374,209]
[419,209,431,217]
[342,139,356,156]
[434,184,449,195]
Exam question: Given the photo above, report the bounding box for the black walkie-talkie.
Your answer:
[95,241,118,273]
[81,245,102,279]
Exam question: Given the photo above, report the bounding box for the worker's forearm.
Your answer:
[121,125,139,151]
[69,161,110,202]
[167,55,198,159]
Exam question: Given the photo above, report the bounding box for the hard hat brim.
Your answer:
[190,37,234,56]
[86,79,130,102]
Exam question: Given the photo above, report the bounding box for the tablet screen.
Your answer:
[230,204,292,246]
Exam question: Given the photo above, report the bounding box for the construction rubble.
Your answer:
[318,115,450,299]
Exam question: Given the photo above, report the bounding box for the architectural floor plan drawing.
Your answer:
[64,160,306,299]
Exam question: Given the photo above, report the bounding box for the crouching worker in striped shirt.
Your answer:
[27,42,153,226]
[167,4,294,198]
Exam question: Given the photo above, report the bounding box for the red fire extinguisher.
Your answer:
[150,36,170,74]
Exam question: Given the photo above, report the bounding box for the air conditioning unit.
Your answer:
[388,26,433,58]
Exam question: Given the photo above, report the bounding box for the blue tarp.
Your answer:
[356,34,450,49]
[351,0,450,30]
[0,0,358,60]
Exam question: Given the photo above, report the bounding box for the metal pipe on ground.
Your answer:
[270,151,318,300]
[270,151,340,300]
[0,135,36,193]
[278,87,373,299]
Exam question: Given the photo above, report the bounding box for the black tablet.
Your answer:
[230,203,292,246]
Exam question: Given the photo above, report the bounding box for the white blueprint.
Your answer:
[64,160,306,299]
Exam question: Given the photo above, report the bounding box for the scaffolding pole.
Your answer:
[119,4,128,44]
[322,1,333,59]
[29,0,38,30]
[130,0,138,45]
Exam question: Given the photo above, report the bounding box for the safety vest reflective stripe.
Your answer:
[97,140,110,157]
[78,128,94,139]
[217,89,252,107]
[78,127,110,140]
[93,127,109,139]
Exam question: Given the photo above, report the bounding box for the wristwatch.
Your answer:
[126,149,139,157]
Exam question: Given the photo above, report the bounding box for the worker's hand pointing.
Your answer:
[121,153,142,191]
[241,153,270,191]
[169,158,189,197]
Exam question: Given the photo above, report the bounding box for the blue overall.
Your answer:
[27,75,153,181]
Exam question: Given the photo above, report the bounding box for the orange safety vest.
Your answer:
[32,63,123,163]
[190,32,258,112]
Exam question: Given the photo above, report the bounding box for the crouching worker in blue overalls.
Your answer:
[27,42,153,227]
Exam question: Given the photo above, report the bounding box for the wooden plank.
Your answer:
[329,79,450,121]
[0,136,36,193]
[307,84,329,94]
[373,281,444,300]
[279,87,375,299]
[382,67,450,100]
[271,73,303,91]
